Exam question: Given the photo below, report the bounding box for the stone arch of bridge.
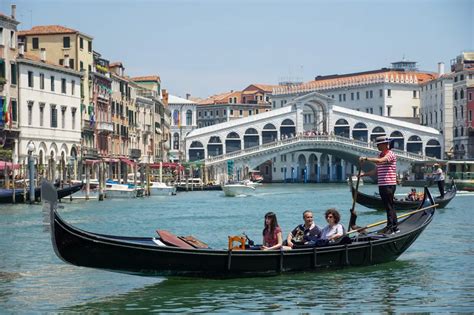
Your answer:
[302,100,329,133]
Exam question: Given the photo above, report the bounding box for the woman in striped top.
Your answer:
[359,136,399,235]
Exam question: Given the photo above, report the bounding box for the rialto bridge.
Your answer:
[185,92,442,182]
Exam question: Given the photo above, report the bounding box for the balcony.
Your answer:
[129,148,141,159]
[97,121,114,133]
[81,147,99,159]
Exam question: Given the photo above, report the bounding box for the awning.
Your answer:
[149,162,183,170]
[120,158,135,166]
[0,161,20,170]
[103,158,120,163]
[84,159,100,165]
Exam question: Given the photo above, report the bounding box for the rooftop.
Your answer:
[168,95,196,105]
[130,75,161,83]
[18,25,92,38]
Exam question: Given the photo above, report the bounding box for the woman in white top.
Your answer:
[320,208,344,242]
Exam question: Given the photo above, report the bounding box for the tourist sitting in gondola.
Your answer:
[320,208,345,243]
[261,212,283,250]
[286,210,322,248]
[407,188,418,201]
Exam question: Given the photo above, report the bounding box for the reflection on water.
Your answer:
[1,184,473,312]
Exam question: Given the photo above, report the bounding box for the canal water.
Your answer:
[0,184,473,312]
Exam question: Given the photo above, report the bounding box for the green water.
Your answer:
[0,184,473,312]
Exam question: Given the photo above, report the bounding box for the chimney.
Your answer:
[18,42,24,57]
[186,93,190,100]
[438,62,445,76]
[40,48,46,62]
[64,54,70,68]
[11,4,16,20]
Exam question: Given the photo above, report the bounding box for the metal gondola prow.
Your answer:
[41,181,62,260]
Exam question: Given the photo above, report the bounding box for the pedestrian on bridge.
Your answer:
[359,135,399,235]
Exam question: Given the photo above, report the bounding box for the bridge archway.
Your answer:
[244,128,259,149]
[390,131,404,150]
[320,153,330,182]
[425,139,441,158]
[189,141,204,161]
[280,119,296,139]
[308,153,318,182]
[334,119,350,138]
[297,154,306,181]
[302,100,328,133]
[407,135,423,154]
[207,136,223,157]
[370,126,386,142]
[225,132,241,153]
[262,123,277,144]
[352,122,368,142]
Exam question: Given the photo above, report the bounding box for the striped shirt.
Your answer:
[377,150,397,186]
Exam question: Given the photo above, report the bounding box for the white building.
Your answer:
[168,94,197,162]
[16,52,82,176]
[419,62,454,157]
[271,62,437,120]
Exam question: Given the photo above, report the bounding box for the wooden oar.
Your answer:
[348,166,362,230]
[347,203,438,235]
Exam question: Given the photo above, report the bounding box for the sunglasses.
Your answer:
[326,215,334,219]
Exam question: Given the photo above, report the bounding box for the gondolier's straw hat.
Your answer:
[374,135,390,146]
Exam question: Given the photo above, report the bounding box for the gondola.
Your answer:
[0,182,83,204]
[350,183,456,211]
[43,181,436,278]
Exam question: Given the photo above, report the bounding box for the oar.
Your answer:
[347,203,438,235]
[348,165,362,230]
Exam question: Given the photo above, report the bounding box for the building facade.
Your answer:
[16,53,82,178]
[168,94,197,162]
[450,52,474,159]
[0,7,20,162]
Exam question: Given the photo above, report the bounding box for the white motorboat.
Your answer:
[149,182,177,196]
[240,179,262,188]
[222,183,256,197]
[105,182,138,198]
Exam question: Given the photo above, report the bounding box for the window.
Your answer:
[413,106,417,118]
[339,94,342,102]
[28,71,34,87]
[9,31,14,48]
[51,105,58,128]
[272,101,275,108]
[0,27,3,46]
[63,36,70,48]
[69,58,74,69]
[379,106,383,115]
[61,78,66,94]
[88,40,92,53]
[32,37,39,49]
[469,110,472,123]
[369,90,373,98]
[80,37,84,49]
[51,76,55,91]
[351,92,354,100]
[387,105,392,117]
[40,73,44,90]
[28,101,33,126]
[256,109,259,114]
[239,109,243,116]
[370,108,373,114]
[356,92,360,100]
[248,110,252,115]
[10,63,17,85]
[230,109,234,115]
[72,108,76,129]
[379,89,383,97]
[413,90,417,98]
[0,60,4,79]
[88,65,91,73]
[80,61,84,71]
[61,106,66,128]
[71,80,75,95]
[387,89,391,97]
[39,103,45,126]
[440,109,443,123]
[11,99,17,122]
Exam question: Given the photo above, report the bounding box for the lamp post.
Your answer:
[27,142,36,204]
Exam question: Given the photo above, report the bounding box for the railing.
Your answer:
[96,121,114,133]
[204,134,437,164]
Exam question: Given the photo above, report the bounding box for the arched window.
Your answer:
[334,119,350,138]
[188,141,204,161]
[370,126,385,142]
[407,135,423,154]
[226,132,241,153]
[262,124,277,144]
[207,136,223,157]
[455,106,458,119]
[281,119,295,126]
[425,139,441,158]
[460,89,464,99]
[226,132,240,139]
[245,128,258,134]
[352,122,368,142]
[244,128,260,148]
[390,131,404,150]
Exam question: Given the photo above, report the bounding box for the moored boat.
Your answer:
[149,182,177,196]
[0,182,83,204]
[43,181,437,278]
[105,182,139,198]
[351,183,456,211]
[222,183,256,197]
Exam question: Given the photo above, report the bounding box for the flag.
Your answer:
[0,98,4,126]
[8,98,12,129]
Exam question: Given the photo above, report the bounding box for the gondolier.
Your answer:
[360,135,399,234]
[432,163,445,198]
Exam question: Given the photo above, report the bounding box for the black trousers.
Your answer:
[379,185,397,228]
[437,180,445,197]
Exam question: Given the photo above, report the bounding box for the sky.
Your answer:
[1,0,472,99]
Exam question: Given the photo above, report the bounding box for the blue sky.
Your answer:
[2,0,472,98]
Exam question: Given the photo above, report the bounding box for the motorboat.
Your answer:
[105,181,141,198]
[149,182,177,196]
[222,182,256,197]
[240,179,262,188]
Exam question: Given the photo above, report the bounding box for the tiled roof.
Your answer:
[109,62,123,68]
[198,90,242,105]
[18,25,79,36]
[131,75,161,82]
[273,70,438,95]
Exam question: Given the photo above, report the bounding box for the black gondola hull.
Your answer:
[45,181,436,278]
[351,185,456,211]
